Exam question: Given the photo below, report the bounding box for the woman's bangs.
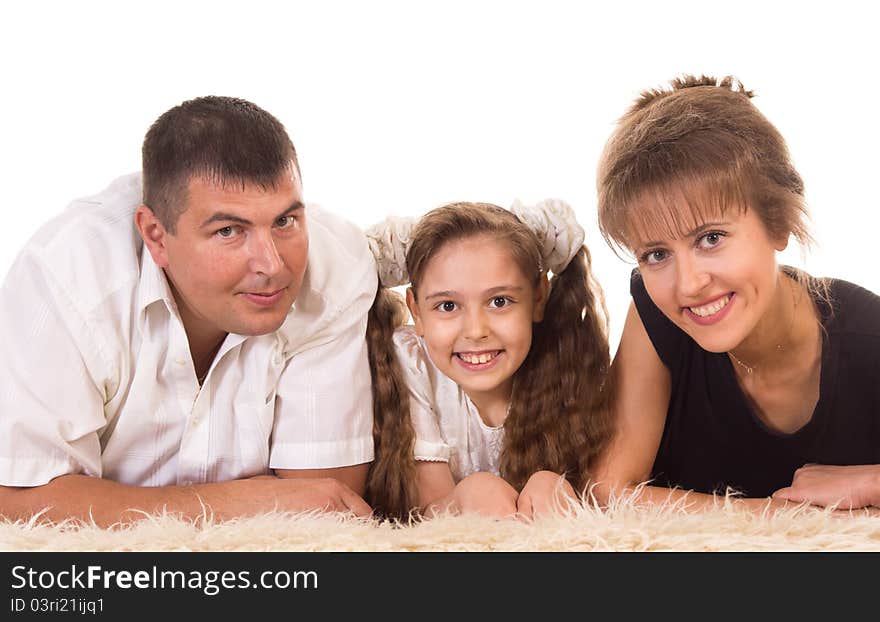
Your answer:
[620,173,752,253]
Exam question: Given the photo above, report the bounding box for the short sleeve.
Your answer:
[392,327,452,463]
[0,250,107,486]
[269,313,375,470]
[629,268,688,371]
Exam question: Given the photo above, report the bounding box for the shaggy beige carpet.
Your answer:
[3,495,879,552]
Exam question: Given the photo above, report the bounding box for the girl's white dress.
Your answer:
[393,325,505,482]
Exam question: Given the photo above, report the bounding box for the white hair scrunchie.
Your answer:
[365,215,417,287]
[509,198,585,274]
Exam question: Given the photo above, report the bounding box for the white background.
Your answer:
[2,0,877,353]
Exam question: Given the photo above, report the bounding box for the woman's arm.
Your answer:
[590,301,671,503]
[593,301,794,512]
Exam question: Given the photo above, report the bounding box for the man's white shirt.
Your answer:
[0,173,376,487]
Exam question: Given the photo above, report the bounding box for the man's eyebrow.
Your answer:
[201,212,252,228]
[273,201,305,221]
[638,221,729,248]
[200,201,305,228]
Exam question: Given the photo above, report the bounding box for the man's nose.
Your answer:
[248,231,283,276]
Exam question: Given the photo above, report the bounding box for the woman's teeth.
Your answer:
[689,294,732,317]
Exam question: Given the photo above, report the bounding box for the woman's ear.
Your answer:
[135,204,170,268]
[532,273,550,323]
[773,233,791,252]
[406,287,424,336]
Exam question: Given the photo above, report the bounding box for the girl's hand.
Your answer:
[452,472,518,518]
[772,464,880,510]
[516,470,578,518]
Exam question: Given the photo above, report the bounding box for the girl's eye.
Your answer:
[489,296,510,309]
[640,249,668,265]
[437,301,457,313]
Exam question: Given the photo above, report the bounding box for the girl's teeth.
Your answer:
[461,352,497,364]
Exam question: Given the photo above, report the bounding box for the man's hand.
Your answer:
[248,476,371,516]
[772,464,880,510]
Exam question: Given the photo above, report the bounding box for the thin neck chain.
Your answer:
[728,344,784,375]
[727,279,800,375]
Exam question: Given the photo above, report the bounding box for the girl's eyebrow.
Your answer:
[484,285,523,296]
[424,285,523,302]
[424,290,457,302]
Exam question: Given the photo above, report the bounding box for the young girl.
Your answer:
[364,200,613,521]
[594,75,880,511]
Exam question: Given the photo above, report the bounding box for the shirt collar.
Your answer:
[135,245,255,354]
[137,244,175,319]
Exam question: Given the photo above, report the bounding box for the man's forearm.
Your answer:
[0,472,371,527]
[274,462,369,496]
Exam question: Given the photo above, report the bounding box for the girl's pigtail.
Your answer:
[364,217,421,521]
[502,216,614,492]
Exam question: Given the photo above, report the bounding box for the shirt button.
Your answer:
[175,358,187,365]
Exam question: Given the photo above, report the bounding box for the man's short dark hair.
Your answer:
[142,95,300,233]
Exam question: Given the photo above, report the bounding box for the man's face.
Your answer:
[142,170,308,341]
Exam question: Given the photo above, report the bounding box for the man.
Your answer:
[0,96,375,525]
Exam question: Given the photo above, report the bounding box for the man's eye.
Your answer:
[215,225,243,239]
[276,215,294,228]
[438,301,456,312]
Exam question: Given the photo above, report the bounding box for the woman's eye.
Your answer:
[490,296,509,308]
[699,231,725,249]
[641,249,668,265]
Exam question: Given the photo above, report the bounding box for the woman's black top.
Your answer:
[631,270,880,497]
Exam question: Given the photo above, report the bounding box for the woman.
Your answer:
[593,75,880,510]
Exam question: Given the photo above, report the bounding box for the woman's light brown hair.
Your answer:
[596,75,812,257]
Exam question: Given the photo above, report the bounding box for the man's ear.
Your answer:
[405,287,424,336]
[135,204,171,269]
[532,273,550,323]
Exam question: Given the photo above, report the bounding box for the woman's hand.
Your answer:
[772,464,880,509]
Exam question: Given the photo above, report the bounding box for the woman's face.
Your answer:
[631,205,788,353]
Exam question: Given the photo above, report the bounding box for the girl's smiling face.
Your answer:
[407,234,547,407]
[633,204,789,354]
